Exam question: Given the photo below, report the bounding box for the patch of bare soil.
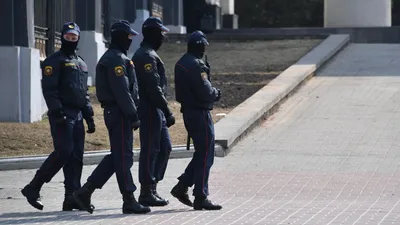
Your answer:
[0,39,322,157]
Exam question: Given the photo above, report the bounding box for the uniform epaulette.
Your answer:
[196,59,205,66]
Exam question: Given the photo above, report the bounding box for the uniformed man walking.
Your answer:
[132,17,175,207]
[171,31,222,210]
[21,22,96,211]
[72,20,150,214]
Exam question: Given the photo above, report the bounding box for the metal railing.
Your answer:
[34,26,48,61]
[151,2,164,20]
[54,32,62,52]
[34,0,75,59]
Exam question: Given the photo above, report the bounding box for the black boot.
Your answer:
[138,185,169,207]
[193,197,222,211]
[21,183,44,210]
[122,192,151,214]
[170,182,193,207]
[62,195,95,211]
[72,182,95,214]
[152,183,169,205]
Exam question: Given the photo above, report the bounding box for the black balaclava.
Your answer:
[60,33,79,55]
[188,42,206,59]
[111,30,132,53]
[142,27,164,51]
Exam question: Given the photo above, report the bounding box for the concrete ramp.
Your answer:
[319,44,400,77]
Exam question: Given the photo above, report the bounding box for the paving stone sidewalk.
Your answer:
[1,44,400,224]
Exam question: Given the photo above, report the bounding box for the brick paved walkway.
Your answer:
[1,44,400,224]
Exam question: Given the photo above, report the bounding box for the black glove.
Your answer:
[53,109,67,125]
[166,114,176,128]
[132,119,140,131]
[86,117,96,134]
[130,112,140,131]
[215,88,222,101]
[163,107,175,128]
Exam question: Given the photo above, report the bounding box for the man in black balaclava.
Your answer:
[60,25,80,55]
[73,20,150,215]
[21,22,96,212]
[111,26,133,53]
[171,30,222,211]
[132,17,175,207]
[187,32,206,58]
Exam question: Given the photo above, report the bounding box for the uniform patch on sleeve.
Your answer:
[114,66,124,76]
[201,72,208,80]
[44,66,53,76]
[144,63,153,73]
[64,62,75,67]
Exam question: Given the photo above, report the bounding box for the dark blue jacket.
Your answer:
[132,43,169,114]
[95,44,139,121]
[41,51,93,119]
[174,53,219,110]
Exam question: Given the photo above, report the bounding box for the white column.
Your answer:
[165,0,187,34]
[0,0,47,122]
[324,0,391,27]
[127,9,150,59]
[221,0,234,14]
[206,0,220,6]
[0,47,46,122]
[220,0,238,29]
[77,31,106,86]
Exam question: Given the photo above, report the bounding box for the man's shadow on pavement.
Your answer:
[0,208,191,224]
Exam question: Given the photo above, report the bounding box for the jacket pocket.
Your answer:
[104,106,120,130]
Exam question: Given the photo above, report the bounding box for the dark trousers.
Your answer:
[32,111,85,196]
[138,103,172,186]
[87,106,137,194]
[178,108,215,198]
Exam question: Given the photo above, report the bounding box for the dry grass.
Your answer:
[0,39,322,157]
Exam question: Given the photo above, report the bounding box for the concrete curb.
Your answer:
[0,34,348,171]
[214,34,350,155]
[0,144,224,171]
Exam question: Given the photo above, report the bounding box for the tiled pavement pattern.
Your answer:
[1,44,400,224]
